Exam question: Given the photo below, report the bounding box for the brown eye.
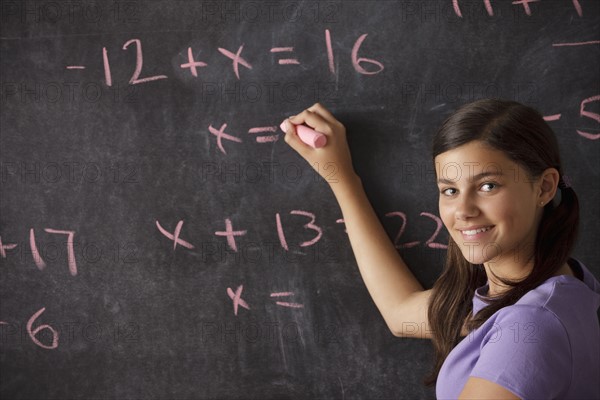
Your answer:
[481,182,498,192]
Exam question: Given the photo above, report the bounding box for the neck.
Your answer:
[482,257,535,297]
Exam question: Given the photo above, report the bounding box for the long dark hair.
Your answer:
[424,98,580,386]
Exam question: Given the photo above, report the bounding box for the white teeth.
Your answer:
[462,226,492,235]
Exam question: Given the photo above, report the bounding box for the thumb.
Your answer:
[282,119,311,157]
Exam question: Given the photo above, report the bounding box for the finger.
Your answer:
[288,110,333,137]
[282,119,312,157]
[306,102,338,125]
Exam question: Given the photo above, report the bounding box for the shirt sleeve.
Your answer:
[469,305,572,399]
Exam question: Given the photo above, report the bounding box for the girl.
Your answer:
[281,99,600,399]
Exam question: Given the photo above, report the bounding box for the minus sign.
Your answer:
[66,66,86,69]
[543,114,562,121]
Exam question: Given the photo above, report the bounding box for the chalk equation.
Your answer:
[155,209,447,255]
[65,31,384,86]
[0,287,305,351]
[196,92,600,155]
[0,208,448,276]
[0,209,444,349]
[227,286,304,316]
[542,95,600,140]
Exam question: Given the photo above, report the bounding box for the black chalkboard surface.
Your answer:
[1,1,599,399]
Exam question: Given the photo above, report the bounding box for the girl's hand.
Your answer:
[283,103,358,188]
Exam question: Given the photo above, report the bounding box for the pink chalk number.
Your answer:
[29,228,79,276]
[122,39,168,84]
[2,308,59,349]
[26,307,59,350]
[385,212,448,250]
[577,95,600,140]
[276,211,323,250]
[351,34,384,75]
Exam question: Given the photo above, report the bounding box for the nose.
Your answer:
[454,193,480,220]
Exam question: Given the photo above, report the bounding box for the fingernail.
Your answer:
[280,119,290,133]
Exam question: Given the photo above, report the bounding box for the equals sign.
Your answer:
[248,126,280,143]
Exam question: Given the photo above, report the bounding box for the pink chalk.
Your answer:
[280,121,327,148]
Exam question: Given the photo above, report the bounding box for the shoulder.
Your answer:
[470,304,572,398]
[483,303,571,347]
[496,302,565,327]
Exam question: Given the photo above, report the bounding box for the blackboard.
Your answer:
[1,1,599,399]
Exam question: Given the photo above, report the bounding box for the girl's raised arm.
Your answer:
[283,103,432,339]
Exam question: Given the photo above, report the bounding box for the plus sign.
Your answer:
[215,219,247,252]
[0,236,17,258]
[180,47,207,77]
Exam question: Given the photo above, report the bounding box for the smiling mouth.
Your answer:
[460,226,493,235]
[459,226,495,238]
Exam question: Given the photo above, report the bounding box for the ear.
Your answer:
[537,167,559,206]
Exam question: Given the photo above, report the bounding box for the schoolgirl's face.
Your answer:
[434,140,544,270]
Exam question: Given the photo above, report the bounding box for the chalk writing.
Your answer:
[67,31,384,86]
[156,220,195,250]
[384,212,448,249]
[270,292,304,308]
[150,209,448,255]
[227,284,250,316]
[0,236,17,258]
[248,126,280,143]
[27,228,79,276]
[225,287,305,316]
[215,219,248,252]
[26,307,59,349]
[452,0,584,17]
[542,95,600,140]
[180,47,208,78]
[209,123,242,155]
[577,95,600,140]
[122,39,168,85]
[1,308,59,349]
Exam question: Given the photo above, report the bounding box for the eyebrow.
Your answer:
[437,171,504,185]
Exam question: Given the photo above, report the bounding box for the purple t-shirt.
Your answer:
[436,258,600,399]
